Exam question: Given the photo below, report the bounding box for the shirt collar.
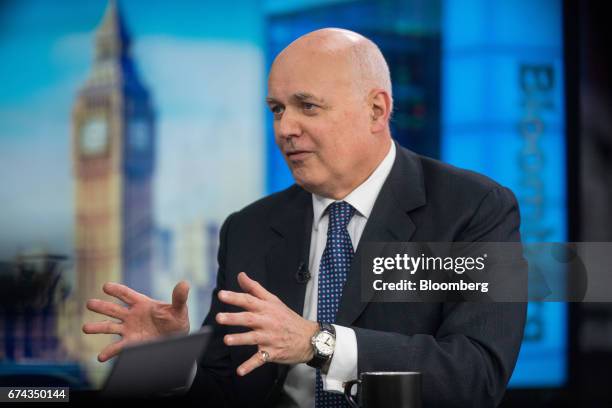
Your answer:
[312,141,396,230]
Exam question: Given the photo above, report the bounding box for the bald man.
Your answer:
[84,28,526,407]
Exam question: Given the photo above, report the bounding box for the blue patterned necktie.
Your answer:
[315,201,356,408]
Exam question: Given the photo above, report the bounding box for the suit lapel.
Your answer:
[265,188,313,319]
[336,144,427,326]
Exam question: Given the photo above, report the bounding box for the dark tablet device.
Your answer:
[101,327,211,399]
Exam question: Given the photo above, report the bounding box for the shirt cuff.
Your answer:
[321,324,357,393]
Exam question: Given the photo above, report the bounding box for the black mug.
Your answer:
[343,371,422,408]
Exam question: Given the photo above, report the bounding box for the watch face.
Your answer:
[315,331,335,356]
[80,117,108,155]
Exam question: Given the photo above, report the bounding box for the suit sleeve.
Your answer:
[352,187,527,408]
[187,213,236,407]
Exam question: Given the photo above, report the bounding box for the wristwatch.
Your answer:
[307,322,336,370]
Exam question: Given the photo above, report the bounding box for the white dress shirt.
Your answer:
[281,141,396,407]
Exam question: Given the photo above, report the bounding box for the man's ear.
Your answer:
[369,89,392,133]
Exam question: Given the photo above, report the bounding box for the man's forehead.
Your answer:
[267,62,354,104]
[267,66,335,100]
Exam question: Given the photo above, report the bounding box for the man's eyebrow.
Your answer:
[292,92,326,104]
[265,93,327,105]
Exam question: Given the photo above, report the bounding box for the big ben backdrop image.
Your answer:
[72,0,155,363]
[0,0,264,386]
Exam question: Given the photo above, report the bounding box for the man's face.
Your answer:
[267,47,376,198]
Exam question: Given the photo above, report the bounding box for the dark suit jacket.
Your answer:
[188,143,527,407]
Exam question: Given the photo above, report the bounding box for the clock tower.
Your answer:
[72,0,155,360]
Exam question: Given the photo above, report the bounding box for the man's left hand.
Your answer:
[216,272,319,376]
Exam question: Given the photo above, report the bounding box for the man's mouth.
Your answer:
[286,150,312,161]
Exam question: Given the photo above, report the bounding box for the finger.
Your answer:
[237,351,269,376]
[218,290,263,311]
[172,280,190,311]
[223,330,265,347]
[216,311,261,328]
[86,299,127,320]
[237,272,276,301]
[82,320,122,335]
[98,339,127,362]
[103,282,142,305]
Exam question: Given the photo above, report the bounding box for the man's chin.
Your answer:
[292,174,321,194]
[293,178,313,191]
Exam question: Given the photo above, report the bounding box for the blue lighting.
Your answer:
[442,0,567,387]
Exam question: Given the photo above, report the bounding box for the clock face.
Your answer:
[80,117,108,156]
[128,118,149,152]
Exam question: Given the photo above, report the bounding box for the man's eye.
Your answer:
[302,103,317,111]
[271,105,285,115]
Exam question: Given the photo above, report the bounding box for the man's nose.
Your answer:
[276,110,302,140]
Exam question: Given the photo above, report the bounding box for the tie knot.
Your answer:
[327,201,355,231]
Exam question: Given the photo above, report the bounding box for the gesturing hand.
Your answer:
[82,281,191,362]
[216,272,319,376]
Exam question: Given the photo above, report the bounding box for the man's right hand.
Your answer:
[82,281,191,362]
